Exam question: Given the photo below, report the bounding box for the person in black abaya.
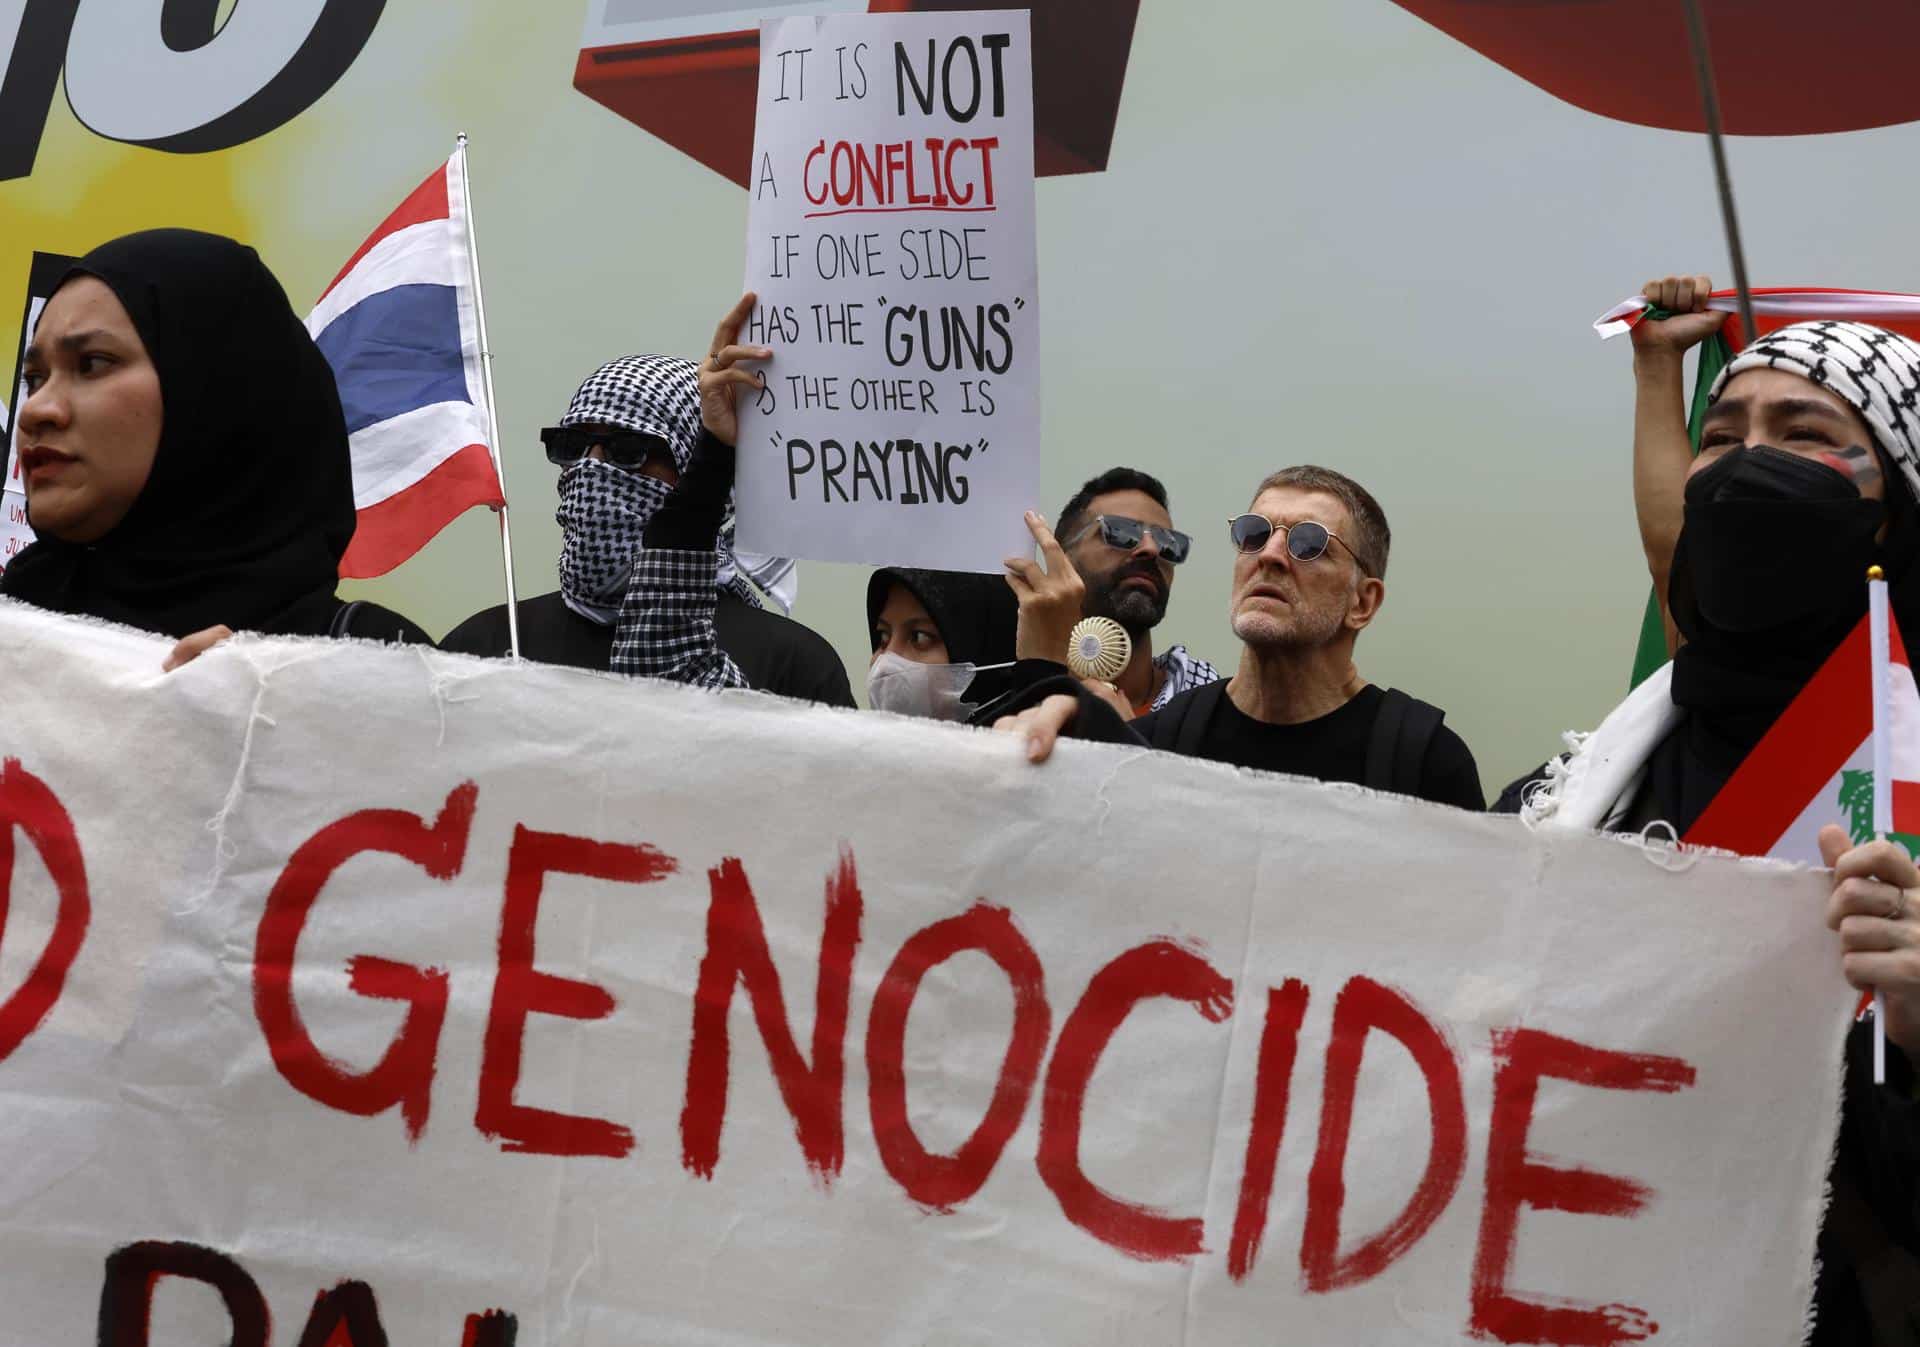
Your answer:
[3,229,426,664]
[1503,321,1920,1343]
[865,565,1020,720]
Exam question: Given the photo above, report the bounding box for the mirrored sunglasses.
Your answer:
[1226,514,1355,566]
[541,425,672,470]
[1067,514,1192,565]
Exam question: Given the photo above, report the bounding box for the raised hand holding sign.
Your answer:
[732,11,1040,573]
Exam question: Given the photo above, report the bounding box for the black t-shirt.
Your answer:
[329,599,433,646]
[1142,683,1484,809]
[439,590,855,708]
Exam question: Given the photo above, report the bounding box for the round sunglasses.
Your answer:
[541,424,673,471]
[1226,513,1361,568]
[1065,514,1192,565]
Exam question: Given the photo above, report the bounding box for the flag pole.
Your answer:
[1868,564,1891,1084]
[457,131,522,660]
[1680,0,1758,343]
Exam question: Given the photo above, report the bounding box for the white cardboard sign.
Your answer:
[733,9,1039,572]
[0,600,1852,1344]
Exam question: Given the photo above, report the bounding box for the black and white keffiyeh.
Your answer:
[1151,645,1221,711]
[553,354,797,620]
[1710,321,1920,503]
[556,458,671,621]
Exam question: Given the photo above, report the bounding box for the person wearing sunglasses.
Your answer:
[441,303,853,707]
[988,465,1482,810]
[1001,468,1219,716]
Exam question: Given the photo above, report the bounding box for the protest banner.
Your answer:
[732,10,1040,572]
[2,252,74,575]
[0,601,1853,1344]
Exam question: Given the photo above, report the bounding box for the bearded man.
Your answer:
[992,464,1482,808]
[1003,468,1218,715]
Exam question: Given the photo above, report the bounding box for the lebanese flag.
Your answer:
[1594,287,1920,349]
[307,150,505,579]
[1686,612,1920,865]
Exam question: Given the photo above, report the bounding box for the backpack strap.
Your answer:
[1154,679,1226,758]
[1366,687,1445,796]
[328,599,366,639]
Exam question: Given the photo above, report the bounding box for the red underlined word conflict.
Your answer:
[94,1241,518,1347]
[803,137,1000,216]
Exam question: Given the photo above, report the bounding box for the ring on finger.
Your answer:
[1891,888,1909,921]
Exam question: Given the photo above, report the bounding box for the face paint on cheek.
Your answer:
[1818,445,1883,493]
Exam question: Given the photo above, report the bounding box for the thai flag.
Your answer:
[307,150,505,578]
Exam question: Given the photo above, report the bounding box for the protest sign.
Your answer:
[733,10,1040,572]
[0,600,1853,1344]
[2,254,73,575]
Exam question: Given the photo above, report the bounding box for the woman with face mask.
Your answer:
[865,567,1018,721]
[440,296,853,707]
[3,229,429,664]
[1503,321,1920,1343]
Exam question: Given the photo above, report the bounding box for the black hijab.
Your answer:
[1655,451,1920,833]
[865,567,1018,668]
[1,229,356,638]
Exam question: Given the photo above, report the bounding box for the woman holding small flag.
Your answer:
[2,229,430,665]
[1505,320,1920,1340]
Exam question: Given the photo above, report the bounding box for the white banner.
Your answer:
[734,9,1039,572]
[0,601,1851,1345]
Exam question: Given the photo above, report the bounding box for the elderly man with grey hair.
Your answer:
[987,462,1482,810]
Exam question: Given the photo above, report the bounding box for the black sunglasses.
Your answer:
[541,424,672,470]
[1226,514,1363,569]
[1065,514,1192,565]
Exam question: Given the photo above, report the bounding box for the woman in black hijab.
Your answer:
[865,567,1019,720]
[4,229,426,659]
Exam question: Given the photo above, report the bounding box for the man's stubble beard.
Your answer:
[1086,568,1168,638]
[1230,600,1344,653]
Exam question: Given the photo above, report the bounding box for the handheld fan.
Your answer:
[1066,616,1131,681]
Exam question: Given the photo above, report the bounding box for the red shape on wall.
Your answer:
[1391,0,1920,136]
[572,0,1140,187]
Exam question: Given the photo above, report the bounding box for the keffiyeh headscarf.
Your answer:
[1708,320,1920,505]
[554,354,797,623]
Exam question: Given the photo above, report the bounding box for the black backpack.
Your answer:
[1150,682,1444,799]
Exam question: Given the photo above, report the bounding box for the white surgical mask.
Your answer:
[865,652,991,722]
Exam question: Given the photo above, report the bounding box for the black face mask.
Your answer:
[1672,444,1884,638]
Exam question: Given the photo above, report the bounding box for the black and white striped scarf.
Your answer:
[553,354,796,621]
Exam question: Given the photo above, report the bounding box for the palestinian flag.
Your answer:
[1591,288,1920,687]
